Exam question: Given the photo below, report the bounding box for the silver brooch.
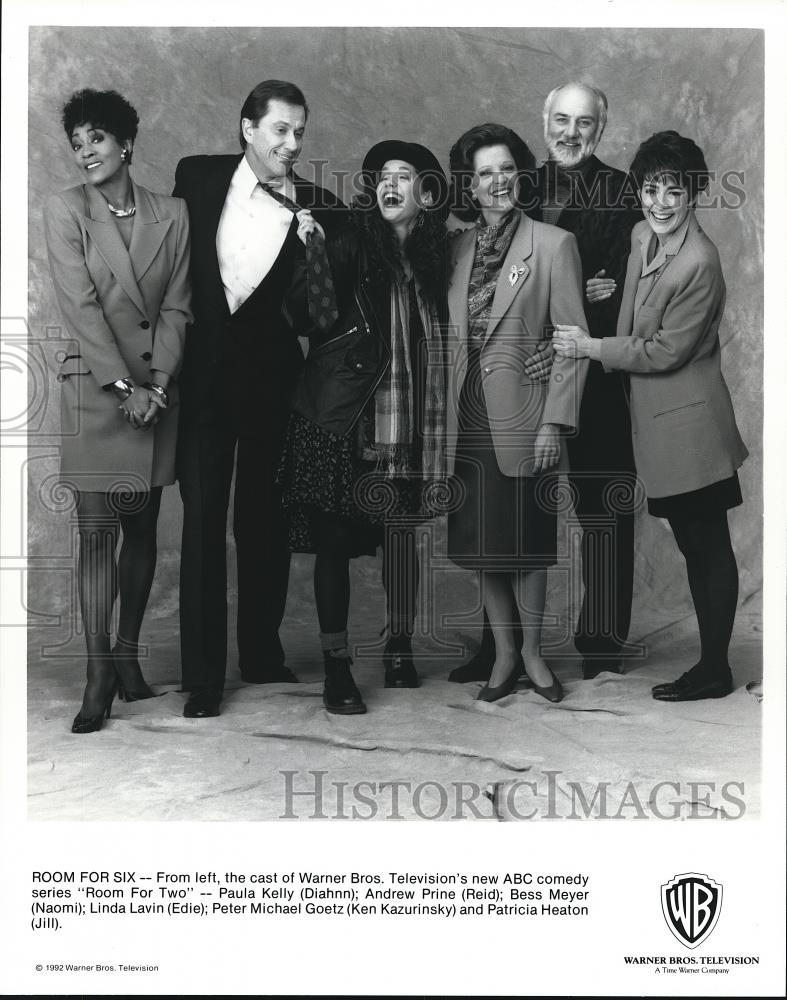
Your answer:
[509,265,525,287]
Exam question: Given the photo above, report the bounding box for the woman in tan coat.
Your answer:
[44,89,191,732]
[446,123,589,703]
[554,131,747,702]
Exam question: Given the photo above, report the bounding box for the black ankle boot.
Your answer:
[323,652,367,715]
[383,636,420,688]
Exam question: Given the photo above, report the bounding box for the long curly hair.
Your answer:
[351,155,448,305]
[351,201,447,305]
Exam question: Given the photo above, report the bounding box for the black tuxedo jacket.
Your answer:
[173,154,347,415]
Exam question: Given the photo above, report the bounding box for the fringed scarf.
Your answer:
[372,279,446,481]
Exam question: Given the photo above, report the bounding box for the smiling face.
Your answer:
[376,159,433,230]
[242,98,306,182]
[544,84,601,168]
[471,144,519,217]
[70,123,129,187]
[640,173,693,242]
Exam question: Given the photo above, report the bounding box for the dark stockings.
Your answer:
[313,515,420,660]
[313,513,353,640]
[75,489,162,712]
[667,509,739,676]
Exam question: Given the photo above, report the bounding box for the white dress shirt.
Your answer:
[216,156,296,314]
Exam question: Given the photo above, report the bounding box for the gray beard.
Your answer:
[544,136,598,169]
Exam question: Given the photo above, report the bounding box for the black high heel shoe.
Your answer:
[476,655,524,703]
[71,679,118,734]
[112,646,157,702]
[528,665,564,704]
[383,636,420,689]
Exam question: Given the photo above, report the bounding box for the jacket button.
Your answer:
[355,362,363,370]
[483,367,491,374]
[140,320,150,330]
[141,352,152,361]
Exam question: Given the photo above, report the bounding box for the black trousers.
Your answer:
[177,399,292,693]
[567,469,636,659]
[565,364,636,660]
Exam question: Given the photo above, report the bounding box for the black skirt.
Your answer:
[447,346,557,571]
[277,411,439,556]
[647,473,743,518]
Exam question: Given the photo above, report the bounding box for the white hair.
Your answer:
[542,82,609,139]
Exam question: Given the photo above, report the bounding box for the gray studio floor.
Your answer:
[27,548,762,822]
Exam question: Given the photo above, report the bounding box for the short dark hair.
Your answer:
[629,130,710,202]
[448,123,537,222]
[61,89,139,144]
[238,79,309,148]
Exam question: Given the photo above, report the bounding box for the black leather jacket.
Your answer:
[285,224,391,438]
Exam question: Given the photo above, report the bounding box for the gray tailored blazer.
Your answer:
[44,180,192,490]
[446,210,589,477]
[600,214,748,498]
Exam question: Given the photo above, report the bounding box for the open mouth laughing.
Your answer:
[381,192,404,208]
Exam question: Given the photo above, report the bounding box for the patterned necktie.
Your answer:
[260,182,339,331]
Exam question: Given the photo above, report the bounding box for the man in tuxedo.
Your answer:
[174,79,346,717]
[449,82,640,683]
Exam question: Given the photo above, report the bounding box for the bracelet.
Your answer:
[109,378,135,401]
[143,382,169,408]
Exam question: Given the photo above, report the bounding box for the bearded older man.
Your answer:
[449,82,640,684]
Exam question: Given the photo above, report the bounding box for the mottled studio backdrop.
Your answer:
[26,27,763,644]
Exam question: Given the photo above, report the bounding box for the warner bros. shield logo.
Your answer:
[661,873,723,949]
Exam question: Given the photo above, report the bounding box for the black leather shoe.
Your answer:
[449,648,493,683]
[240,665,299,684]
[183,691,222,718]
[651,673,689,695]
[652,672,732,702]
[71,680,118,734]
[323,655,367,715]
[476,673,519,703]
[582,658,623,680]
[531,668,564,704]
[651,668,700,694]
[383,638,420,688]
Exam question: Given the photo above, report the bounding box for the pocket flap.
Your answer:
[56,354,92,381]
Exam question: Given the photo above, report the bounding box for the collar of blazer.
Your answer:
[634,210,698,307]
[448,210,534,347]
[82,179,173,316]
[617,212,702,336]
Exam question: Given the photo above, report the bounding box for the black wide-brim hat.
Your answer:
[362,139,449,218]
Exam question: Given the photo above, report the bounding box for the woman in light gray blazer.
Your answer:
[554,131,747,703]
[44,89,191,732]
[446,123,589,704]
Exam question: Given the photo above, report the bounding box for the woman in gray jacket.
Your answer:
[554,131,747,702]
[44,89,191,731]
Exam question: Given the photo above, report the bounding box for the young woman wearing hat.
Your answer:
[278,139,450,714]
